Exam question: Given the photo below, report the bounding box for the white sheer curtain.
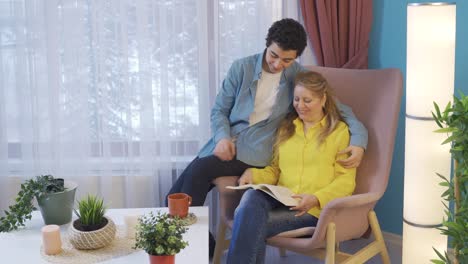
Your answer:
[0,0,300,213]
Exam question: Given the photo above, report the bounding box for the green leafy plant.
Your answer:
[74,194,106,229]
[431,92,468,264]
[134,211,189,256]
[0,175,66,232]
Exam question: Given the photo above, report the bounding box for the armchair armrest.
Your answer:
[307,192,382,243]
[324,192,382,210]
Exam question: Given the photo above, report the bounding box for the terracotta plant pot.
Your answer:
[68,216,116,249]
[149,255,175,264]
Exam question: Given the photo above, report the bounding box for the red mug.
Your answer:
[168,193,192,218]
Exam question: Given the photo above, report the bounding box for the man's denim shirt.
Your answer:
[198,52,368,167]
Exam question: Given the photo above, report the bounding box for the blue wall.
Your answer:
[369,0,468,235]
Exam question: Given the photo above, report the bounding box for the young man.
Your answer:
[166,18,367,256]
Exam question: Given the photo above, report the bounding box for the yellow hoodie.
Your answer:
[252,117,356,218]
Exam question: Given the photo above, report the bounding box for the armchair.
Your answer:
[213,66,403,264]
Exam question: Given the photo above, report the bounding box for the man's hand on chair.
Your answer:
[337,145,364,168]
[238,169,253,185]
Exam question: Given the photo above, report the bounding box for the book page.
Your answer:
[226,184,298,206]
[226,184,255,190]
[260,184,298,206]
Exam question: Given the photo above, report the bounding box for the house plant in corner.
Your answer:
[69,194,116,249]
[0,175,77,232]
[134,211,189,264]
[432,92,468,264]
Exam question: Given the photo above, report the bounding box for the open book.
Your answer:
[226,184,298,206]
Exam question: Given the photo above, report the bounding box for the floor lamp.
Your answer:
[403,2,456,263]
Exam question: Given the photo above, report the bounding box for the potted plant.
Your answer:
[0,175,77,232]
[68,194,116,249]
[432,92,468,264]
[134,211,189,264]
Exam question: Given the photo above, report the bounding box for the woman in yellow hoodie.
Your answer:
[226,71,357,264]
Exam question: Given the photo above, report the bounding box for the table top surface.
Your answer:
[0,207,209,264]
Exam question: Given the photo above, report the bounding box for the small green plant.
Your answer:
[134,211,189,256]
[74,195,106,227]
[0,175,66,232]
[432,92,468,264]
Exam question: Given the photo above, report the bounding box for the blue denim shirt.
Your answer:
[198,52,368,167]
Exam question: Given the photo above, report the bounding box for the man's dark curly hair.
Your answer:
[265,18,307,57]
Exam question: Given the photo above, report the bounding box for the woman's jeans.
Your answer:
[227,189,318,264]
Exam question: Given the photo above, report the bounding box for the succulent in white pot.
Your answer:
[69,195,116,249]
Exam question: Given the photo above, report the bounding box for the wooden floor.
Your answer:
[212,237,402,264]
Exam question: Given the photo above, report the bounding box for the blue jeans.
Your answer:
[227,189,318,264]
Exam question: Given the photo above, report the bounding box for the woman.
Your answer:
[226,71,357,264]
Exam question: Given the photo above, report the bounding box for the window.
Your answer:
[0,0,286,177]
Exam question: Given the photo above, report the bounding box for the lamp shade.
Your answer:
[406,3,456,117]
[403,3,456,264]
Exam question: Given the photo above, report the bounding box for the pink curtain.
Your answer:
[300,0,373,69]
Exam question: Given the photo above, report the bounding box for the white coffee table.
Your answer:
[0,206,208,263]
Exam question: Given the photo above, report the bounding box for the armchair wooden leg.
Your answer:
[369,211,391,264]
[213,221,228,264]
[325,222,336,264]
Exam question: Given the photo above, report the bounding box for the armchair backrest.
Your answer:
[307,66,403,197]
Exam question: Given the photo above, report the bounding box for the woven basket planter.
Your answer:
[69,216,116,250]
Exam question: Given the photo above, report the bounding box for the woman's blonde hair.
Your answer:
[273,71,344,157]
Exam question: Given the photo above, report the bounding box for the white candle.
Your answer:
[41,225,62,255]
[124,214,140,239]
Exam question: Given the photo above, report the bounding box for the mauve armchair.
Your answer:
[213,66,403,264]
